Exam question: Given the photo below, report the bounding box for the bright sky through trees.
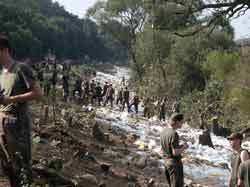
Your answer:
[53,0,250,39]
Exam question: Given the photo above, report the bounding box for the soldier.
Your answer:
[73,76,82,99]
[51,61,57,90]
[90,80,96,105]
[122,87,130,112]
[43,64,52,97]
[62,70,69,102]
[83,80,90,104]
[102,81,109,98]
[37,63,44,86]
[104,84,114,107]
[129,95,140,114]
[0,35,43,186]
[159,97,167,121]
[143,97,150,118]
[148,97,155,119]
[95,82,102,106]
[121,76,126,87]
[227,132,249,187]
[160,113,188,187]
[238,160,250,187]
[172,100,180,113]
[116,87,123,105]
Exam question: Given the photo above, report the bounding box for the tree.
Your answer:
[87,0,147,81]
[0,0,125,62]
[154,0,249,36]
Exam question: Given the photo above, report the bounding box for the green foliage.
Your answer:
[0,0,126,62]
[204,51,239,81]
[181,80,224,128]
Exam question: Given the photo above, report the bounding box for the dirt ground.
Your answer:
[0,99,198,187]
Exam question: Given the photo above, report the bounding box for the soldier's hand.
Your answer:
[0,95,4,104]
[0,89,5,104]
[0,96,11,105]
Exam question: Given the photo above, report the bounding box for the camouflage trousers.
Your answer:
[164,159,184,187]
[0,112,32,187]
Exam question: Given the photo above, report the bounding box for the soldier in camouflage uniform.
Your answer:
[43,64,52,97]
[0,35,42,187]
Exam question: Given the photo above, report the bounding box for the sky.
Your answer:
[53,0,250,40]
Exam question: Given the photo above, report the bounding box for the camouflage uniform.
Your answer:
[0,62,35,186]
[43,65,52,97]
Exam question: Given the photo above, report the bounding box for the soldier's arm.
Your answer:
[237,163,244,187]
[1,64,43,104]
[240,150,249,162]
[171,132,188,156]
[3,83,43,104]
[172,144,188,156]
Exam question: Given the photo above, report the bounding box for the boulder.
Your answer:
[100,162,112,173]
[135,156,147,169]
[79,174,98,185]
[92,122,105,141]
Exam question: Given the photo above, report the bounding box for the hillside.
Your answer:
[0,0,127,62]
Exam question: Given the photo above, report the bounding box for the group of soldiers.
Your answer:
[37,62,181,119]
[67,79,141,114]
[35,62,142,113]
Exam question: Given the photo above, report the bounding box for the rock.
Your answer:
[127,174,137,182]
[79,174,98,185]
[135,156,147,169]
[143,166,162,177]
[82,106,94,112]
[184,178,193,186]
[48,158,63,171]
[128,183,136,187]
[198,129,214,149]
[50,139,61,147]
[92,122,105,141]
[148,178,155,187]
[100,162,111,173]
[218,163,230,170]
[157,183,168,187]
[99,182,106,187]
[111,167,127,178]
[147,159,159,168]
[32,166,75,186]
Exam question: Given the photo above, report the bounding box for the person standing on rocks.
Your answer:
[104,84,114,107]
[83,80,90,103]
[73,76,82,99]
[43,64,52,97]
[171,100,180,113]
[160,113,188,187]
[90,80,96,105]
[116,87,123,106]
[129,95,140,114]
[62,70,69,102]
[227,132,249,187]
[122,87,130,112]
[159,97,167,121]
[143,97,150,118]
[95,82,103,106]
[102,81,109,102]
[0,35,43,186]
